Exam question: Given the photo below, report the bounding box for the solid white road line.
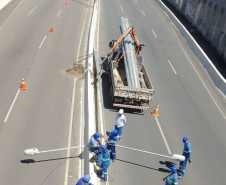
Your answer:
[57,10,62,18]
[0,0,25,31]
[121,6,123,12]
[4,88,20,123]
[39,35,47,49]
[155,117,172,155]
[28,7,36,15]
[64,80,76,185]
[141,10,145,16]
[168,60,177,75]
[63,2,89,185]
[152,29,157,38]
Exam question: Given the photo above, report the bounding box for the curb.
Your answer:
[0,0,12,11]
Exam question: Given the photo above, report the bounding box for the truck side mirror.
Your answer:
[109,41,114,48]
[139,44,145,51]
[109,40,117,48]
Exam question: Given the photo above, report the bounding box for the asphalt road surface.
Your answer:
[0,0,91,184]
[98,0,226,184]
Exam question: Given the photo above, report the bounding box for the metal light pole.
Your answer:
[24,144,185,161]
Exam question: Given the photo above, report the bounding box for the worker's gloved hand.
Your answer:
[188,158,191,163]
[163,177,166,181]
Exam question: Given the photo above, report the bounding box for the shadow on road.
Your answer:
[116,158,170,173]
[20,155,79,164]
[159,160,177,172]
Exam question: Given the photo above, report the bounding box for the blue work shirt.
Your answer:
[101,149,110,166]
[89,136,100,153]
[115,114,126,128]
[182,142,192,159]
[108,132,119,145]
[165,173,178,185]
[76,178,92,185]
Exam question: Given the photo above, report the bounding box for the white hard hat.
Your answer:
[119,109,123,114]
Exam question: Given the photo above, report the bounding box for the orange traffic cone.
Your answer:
[50,25,54,33]
[65,0,68,5]
[152,104,159,117]
[20,77,27,90]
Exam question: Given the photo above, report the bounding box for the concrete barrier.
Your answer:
[154,0,226,98]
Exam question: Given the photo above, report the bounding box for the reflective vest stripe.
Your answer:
[103,158,110,161]
[167,177,177,184]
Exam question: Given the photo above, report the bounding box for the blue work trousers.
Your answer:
[115,125,123,140]
[99,164,109,181]
[179,158,188,176]
[96,152,102,165]
[107,144,116,160]
[90,149,102,165]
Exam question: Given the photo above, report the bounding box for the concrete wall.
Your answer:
[166,0,226,61]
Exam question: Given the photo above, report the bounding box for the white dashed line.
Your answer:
[28,7,36,15]
[152,29,157,38]
[121,6,123,12]
[141,10,145,16]
[168,60,177,75]
[4,89,20,123]
[57,10,62,18]
[39,35,47,49]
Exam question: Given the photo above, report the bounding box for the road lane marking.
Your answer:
[57,10,62,18]
[39,35,47,49]
[63,2,89,184]
[155,117,172,155]
[172,27,226,120]
[168,60,177,75]
[0,0,25,31]
[4,89,20,123]
[121,6,123,12]
[64,79,76,185]
[152,29,157,38]
[141,10,145,16]
[28,7,36,15]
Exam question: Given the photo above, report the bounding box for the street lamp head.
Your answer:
[24,148,40,156]
[172,154,185,161]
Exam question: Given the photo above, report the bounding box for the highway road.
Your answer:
[98,0,226,184]
[0,0,91,184]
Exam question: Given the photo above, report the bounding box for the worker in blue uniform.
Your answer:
[107,129,119,162]
[177,137,192,179]
[163,166,178,185]
[76,174,93,185]
[98,145,110,182]
[115,109,126,140]
[89,132,102,165]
